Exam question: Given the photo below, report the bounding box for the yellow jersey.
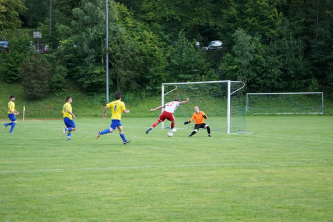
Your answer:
[8,101,15,114]
[190,111,207,124]
[107,100,126,120]
[62,102,73,120]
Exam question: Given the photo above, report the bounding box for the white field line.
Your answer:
[0,162,305,174]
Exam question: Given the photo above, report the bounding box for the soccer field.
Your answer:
[0,116,332,221]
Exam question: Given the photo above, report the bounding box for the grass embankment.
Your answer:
[1,81,333,120]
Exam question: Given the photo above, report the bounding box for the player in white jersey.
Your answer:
[146,97,189,134]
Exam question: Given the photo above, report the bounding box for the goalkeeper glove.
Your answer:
[202,114,207,119]
[184,121,191,125]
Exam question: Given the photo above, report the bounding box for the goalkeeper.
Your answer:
[184,106,211,137]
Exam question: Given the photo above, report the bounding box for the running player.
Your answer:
[146,97,189,134]
[4,95,19,133]
[62,96,76,140]
[184,106,211,137]
[96,92,131,145]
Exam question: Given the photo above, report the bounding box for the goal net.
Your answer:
[245,92,324,115]
[161,81,249,134]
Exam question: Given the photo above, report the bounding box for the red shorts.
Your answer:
[158,111,175,122]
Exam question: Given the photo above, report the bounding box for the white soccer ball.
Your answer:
[167,132,173,137]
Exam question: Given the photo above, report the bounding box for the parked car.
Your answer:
[0,41,10,52]
[207,40,222,51]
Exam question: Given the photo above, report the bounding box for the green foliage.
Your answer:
[19,51,52,100]
[0,33,32,83]
[0,0,27,30]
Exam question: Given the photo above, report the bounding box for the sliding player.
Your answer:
[4,95,19,133]
[62,96,76,140]
[96,92,131,145]
[146,97,189,134]
[184,106,211,137]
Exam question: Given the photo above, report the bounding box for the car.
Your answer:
[207,40,222,51]
[0,41,10,52]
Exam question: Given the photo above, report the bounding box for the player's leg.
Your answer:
[167,113,175,133]
[118,125,131,145]
[188,124,202,137]
[4,114,14,130]
[96,120,116,139]
[65,119,76,140]
[204,124,211,137]
[7,114,17,133]
[146,114,164,134]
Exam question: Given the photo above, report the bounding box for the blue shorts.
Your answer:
[8,113,16,121]
[110,119,122,130]
[64,117,76,128]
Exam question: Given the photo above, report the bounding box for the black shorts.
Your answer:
[194,123,207,130]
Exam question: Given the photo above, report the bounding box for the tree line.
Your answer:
[0,0,332,99]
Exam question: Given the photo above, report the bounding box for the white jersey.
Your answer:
[164,101,180,113]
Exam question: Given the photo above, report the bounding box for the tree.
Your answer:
[0,0,27,30]
[20,51,52,100]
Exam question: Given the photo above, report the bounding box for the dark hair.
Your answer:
[10,95,15,99]
[174,97,179,101]
[66,96,71,102]
[115,92,121,100]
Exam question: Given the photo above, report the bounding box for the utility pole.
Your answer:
[49,0,52,36]
[106,0,109,103]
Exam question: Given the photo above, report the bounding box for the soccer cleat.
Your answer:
[63,127,66,135]
[96,131,101,139]
[67,138,71,141]
[146,127,152,134]
[188,135,192,137]
[4,124,6,130]
[208,134,211,137]
[9,131,13,133]
[124,140,131,145]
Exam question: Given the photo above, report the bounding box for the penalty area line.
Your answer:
[0,162,305,174]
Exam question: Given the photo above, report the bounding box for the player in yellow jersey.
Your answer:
[184,106,211,137]
[96,92,131,144]
[4,95,19,133]
[62,96,76,140]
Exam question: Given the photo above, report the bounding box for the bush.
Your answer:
[19,50,52,100]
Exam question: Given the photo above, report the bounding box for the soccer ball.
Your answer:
[167,132,173,137]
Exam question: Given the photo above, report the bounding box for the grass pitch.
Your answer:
[0,116,332,221]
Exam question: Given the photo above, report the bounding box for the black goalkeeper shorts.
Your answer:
[194,123,207,130]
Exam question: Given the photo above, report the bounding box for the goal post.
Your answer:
[161,80,249,134]
[245,92,324,115]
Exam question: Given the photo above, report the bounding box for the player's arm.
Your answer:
[202,112,208,119]
[123,110,130,113]
[179,98,189,105]
[103,106,108,119]
[184,113,195,125]
[150,105,164,112]
[67,109,76,120]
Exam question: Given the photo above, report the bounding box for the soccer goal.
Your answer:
[161,80,249,134]
[245,92,324,115]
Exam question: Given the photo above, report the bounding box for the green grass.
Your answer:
[0,116,332,221]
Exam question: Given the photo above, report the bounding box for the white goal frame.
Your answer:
[245,92,324,114]
[161,80,244,134]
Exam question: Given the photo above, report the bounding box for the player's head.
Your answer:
[66,96,72,103]
[10,95,15,101]
[194,106,200,113]
[174,97,179,101]
[115,92,121,100]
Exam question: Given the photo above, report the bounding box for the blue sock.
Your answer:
[100,129,111,135]
[67,127,72,131]
[10,123,16,132]
[120,134,126,142]
[6,123,13,126]
[68,132,71,137]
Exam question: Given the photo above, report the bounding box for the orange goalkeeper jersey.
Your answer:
[190,111,207,124]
